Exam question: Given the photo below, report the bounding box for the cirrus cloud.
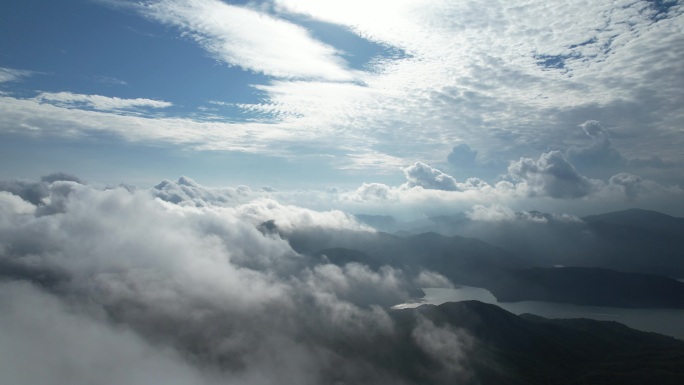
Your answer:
[140,0,355,81]
[34,91,172,112]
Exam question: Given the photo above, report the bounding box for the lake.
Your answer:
[393,286,684,340]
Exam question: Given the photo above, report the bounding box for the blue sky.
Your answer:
[1,0,684,215]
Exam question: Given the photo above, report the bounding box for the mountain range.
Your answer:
[281,209,684,308]
[342,300,684,384]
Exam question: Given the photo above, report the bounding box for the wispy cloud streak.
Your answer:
[141,0,355,80]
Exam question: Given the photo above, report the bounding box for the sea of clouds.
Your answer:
[0,174,469,385]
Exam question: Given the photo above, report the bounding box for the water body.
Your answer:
[393,286,684,340]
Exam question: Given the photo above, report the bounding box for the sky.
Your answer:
[2,2,684,383]
[1,0,684,216]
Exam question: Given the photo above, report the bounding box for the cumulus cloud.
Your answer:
[4,176,479,384]
[507,151,600,199]
[447,144,478,167]
[602,172,679,200]
[403,162,460,191]
[0,179,49,206]
[0,172,80,205]
[351,182,394,202]
[150,176,371,234]
[152,176,256,207]
[233,199,371,234]
[568,120,673,171]
[608,173,644,199]
[0,191,36,217]
[329,151,682,218]
[567,120,623,167]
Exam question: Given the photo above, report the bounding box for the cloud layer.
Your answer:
[0,176,470,384]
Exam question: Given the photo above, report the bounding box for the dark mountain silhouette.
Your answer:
[583,208,684,237]
[413,301,684,384]
[348,300,684,384]
[356,208,684,278]
[489,267,684,308]
[264,208,684,309]
[285,227,526,287]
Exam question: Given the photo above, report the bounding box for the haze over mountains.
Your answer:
[1,174,684,384]
[288,208,684,308]
[357,208,684,276]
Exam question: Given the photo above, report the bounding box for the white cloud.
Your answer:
[0,95,302,153]
[0,172,682,385]
[567,120,623,167]
[603,172,679,200]
[141,0,354,80]
[403,162,460,191]
[152,176,257,207]
[1,177,451,384]
[231,198,371,234]
[608,173,645,199]
[466,204,566,224]
[447,144,478,167]
[412,316,472,380]
[349,183,394,202]
[262,0,684,172]
[567,120,675,174]
[2,1,684,180]
[414,270,453,289]
[466,204,517,222]
[34,91,172,112]
[0,67,34,83]
[148,176,372,232]
[0,282,214,385]
[0,191,36,217]
[326,153,684,217]
[507,151,601,199]
[91,75,129,86]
